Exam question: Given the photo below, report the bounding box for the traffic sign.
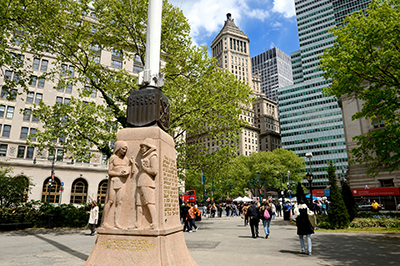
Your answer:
[61,182,64,186]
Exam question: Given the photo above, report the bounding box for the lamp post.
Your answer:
[256,171,262,202]
[47,154,56,203]
[305,152,313,208]
[287,171,291,206]
[278,171,285,204]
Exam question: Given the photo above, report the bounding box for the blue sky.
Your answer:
[168,0,300,58]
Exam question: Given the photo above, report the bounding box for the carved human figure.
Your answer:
[137,140,158,229]
[103,141,134,229]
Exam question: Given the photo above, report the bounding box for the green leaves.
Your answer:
[1,0,252,176]
[320,0,400,175]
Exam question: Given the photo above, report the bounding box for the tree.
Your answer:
[327,161,350,229]
[1,0,252,178]
[0,165,33,208]
[320,0,400,176]
[185,149,306,200]
[341,181,358,221]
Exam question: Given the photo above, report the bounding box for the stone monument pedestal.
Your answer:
[85,127,198,266]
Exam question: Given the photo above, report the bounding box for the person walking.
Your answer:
[87,201,99,236]
[242,202,249,226]
[188,203,200,232]
[211,203,216,218]
[218,204,223,217]
[276,202,282,217]
[293,200,314,255]
[259,200,272,239]
[245,201,260,238]
[182,203,192,232]
[271,201,276,220]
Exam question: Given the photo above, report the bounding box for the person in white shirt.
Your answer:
[87,201,99,236]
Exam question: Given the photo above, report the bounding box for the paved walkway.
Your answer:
[1,216,399,265]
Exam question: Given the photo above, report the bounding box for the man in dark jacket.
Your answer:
[245,201,260,238]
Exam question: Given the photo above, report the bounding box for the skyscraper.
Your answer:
[206,14,281,155]
[251,47,293,103]
[278,0,372,189]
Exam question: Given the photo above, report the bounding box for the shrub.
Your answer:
[350,217,400,228]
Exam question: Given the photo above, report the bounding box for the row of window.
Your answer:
[282,124,344,138]
[283,134,345,146]
[41,177,108,204]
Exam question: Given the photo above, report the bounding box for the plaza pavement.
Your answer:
[1,215,399,266]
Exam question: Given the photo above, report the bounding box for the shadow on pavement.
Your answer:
[312,233,400,266]
[34,234,89,261]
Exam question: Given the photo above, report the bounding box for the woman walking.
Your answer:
[293,200,314,255]
[87,201,99,236]
[260,200,272,239]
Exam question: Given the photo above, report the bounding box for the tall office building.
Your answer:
[278,0,372,189]
[191,13,282,156]
[251,47,293,102]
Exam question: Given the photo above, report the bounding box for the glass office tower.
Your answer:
[278,0,371,189]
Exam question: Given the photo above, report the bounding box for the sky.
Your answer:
[168,0,300,58]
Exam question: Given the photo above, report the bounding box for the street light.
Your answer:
[48,152,56,203]
[287,171,291,206]
[256,171,262,202]
[305,152,313,208]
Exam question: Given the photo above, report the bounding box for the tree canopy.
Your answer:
[320,0,400,176]
[184,149,306,202]
[0,0,252,177]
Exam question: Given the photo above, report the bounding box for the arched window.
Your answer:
[97,179,108,204]
[70,178,88,204]
[41,177,61,203]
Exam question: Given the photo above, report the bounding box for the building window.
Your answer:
[27,92,34,103]
[30,128,37,140]
[70,178,88,204]
[40,59,48,71]
[2,125,11,137]
[133,65,143,73]
[20,127,29,139]
[23,109,31,121]
[0,144,8,156]
[30,76,37,86]
[35,93,42,104]
[65,83,72,93]
[26,147,34,159]
[0,105,4,117]
[42,177,60,203]
[380,179,394,187]
[17,146,25,158]
[33,58,40,70]
[111,59,122,69]
[97,180,108,204]
[56,97,63,103]
[38,78,45,88]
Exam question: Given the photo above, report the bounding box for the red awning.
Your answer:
[351,187,400,197]
[308,190,325,197]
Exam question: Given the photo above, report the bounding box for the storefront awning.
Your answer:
[351,187,400,197]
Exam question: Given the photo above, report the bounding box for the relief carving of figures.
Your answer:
[136,139,158,229]
[103,141,136,229]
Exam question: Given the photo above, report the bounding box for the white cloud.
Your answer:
[272,21,282,28]
[169,0,270,40]
[272,0,295,18]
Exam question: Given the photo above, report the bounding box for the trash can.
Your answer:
[284,210,290,221]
